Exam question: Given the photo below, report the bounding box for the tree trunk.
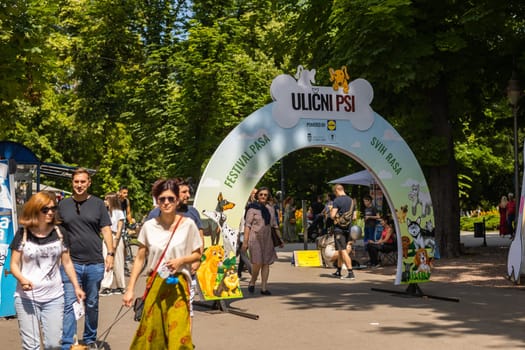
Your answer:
[427,81,461,258]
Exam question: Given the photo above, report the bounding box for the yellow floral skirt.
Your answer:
[130,273,193,350]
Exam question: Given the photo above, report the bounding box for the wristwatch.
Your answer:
[107,252,115,257]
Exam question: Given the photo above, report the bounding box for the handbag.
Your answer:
[133,297,145,322]
[271,227,283,247]
[133,216,182,322]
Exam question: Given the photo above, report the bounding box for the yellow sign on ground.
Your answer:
[293,250,323,267]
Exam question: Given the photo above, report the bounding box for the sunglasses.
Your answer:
[158,196,176,204]
[258,193,268,197]
[41,206,58,214]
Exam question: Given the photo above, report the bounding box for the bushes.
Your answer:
[460,209,499,231]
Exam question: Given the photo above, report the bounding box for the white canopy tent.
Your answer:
[31,183,71,195]
[328,169,376,186]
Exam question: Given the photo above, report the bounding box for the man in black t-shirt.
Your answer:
[58,168,113,350]
[330,184,355,280]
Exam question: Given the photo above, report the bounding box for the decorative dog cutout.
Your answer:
[201,192,235,246]
[196,245,225,298]
[202,209,239,258]
[329,66,350,93]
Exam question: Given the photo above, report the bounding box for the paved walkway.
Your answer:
[1,231,523,349]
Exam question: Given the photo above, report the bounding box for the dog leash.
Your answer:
[96,305,132,345]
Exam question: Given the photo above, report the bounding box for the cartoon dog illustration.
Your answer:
[396,205,408,223]
[295,65,316,89]
[414,248,431,273]
[213,266,240,298]
[329,66,350,93]
[407,217,435,252]
[401,236,411,258]
[196,245,225,298]
[201,193,235,245]
[202,209,239,259]
[408,184,432,217]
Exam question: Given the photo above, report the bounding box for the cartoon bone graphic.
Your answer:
[270,65,374,129]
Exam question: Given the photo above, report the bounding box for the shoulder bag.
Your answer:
[133,216,182,322]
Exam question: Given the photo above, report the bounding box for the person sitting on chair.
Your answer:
[366,216,395,268]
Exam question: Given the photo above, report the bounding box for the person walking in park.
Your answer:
[99,192,126,296]
[330,184,355,280]
[498,195,509,237]
[242,187,283,295]
[10,191,85,350]
[57,168,114,350]
[282,196,296,242]
[506,193,516,238]
[123,178,202,349]
[237,188,257,278]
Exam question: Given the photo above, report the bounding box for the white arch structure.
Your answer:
[195,67,436,285]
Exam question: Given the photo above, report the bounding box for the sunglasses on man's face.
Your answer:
[158,196,176,204]
[259,193,268,198]
[41,206,58,214]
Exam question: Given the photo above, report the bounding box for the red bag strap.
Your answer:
[142,215,183,299]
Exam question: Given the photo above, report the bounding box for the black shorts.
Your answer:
[334,229,349,251]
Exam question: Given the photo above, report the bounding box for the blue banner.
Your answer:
[0,161,16,317]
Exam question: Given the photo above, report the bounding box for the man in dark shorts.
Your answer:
[330,184,355,280]
[58,168,114,350]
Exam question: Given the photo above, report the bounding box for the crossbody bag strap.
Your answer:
[142,215,183,299]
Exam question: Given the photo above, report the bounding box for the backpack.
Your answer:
[335,210,353,228]
[334,198,355,228]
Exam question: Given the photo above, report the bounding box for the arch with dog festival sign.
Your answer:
[194,65,437,301]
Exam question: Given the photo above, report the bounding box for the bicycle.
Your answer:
[122,222,147,277]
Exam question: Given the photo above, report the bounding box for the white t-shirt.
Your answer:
[138,216,201,284]
[10,227,67,302]
[109,209,125,233]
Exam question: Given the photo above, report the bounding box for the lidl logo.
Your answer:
[327,120,336,131]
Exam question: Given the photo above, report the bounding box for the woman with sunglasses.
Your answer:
[123,179,202,349]
[242,187,283,295]
[10,191,85,350]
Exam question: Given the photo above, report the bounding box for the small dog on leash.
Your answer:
[70,335,89,350]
